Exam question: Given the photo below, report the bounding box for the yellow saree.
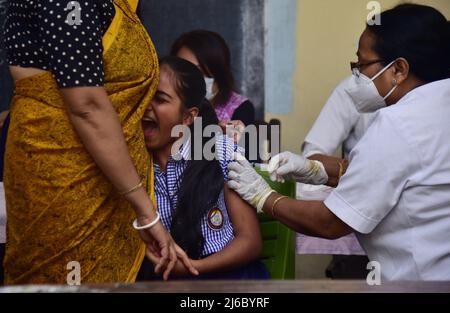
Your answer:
[3,0,158,284]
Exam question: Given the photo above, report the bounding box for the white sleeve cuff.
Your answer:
[324,191,379,234]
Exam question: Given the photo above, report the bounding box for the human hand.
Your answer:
[139,220,198,280]
[219,120,245,144]
[140,224,199,280]
[268,151,328,185]
[227,154,274,213]
[146,247,198,278]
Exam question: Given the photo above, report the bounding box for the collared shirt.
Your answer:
[154,134,244,257]
[324,79,450,281]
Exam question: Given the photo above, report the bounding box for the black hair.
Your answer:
[366,3,450,83]
[159,56,223,259]
[170,30,236,108]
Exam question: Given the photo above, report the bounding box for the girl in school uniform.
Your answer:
[139,56,269,280]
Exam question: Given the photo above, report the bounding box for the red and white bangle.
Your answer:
[133,212,160,230]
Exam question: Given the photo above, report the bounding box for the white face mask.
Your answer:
[345,60,398,113]
[204,77,215,100]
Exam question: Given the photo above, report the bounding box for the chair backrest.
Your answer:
[255,168,296,279]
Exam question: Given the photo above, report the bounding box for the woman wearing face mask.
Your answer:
[227,4,450,281]
[170,30,256,148]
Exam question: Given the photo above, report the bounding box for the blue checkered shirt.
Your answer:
[154,135,244,257]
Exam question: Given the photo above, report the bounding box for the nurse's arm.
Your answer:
[309,154,349,188]
[262,192,353,240]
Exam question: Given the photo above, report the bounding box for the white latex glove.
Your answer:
[267,151,328,185]
[227,154,275,213]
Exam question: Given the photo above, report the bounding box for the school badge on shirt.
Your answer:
[207,207,224,230]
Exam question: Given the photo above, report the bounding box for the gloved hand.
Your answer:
[219,120,245,144]
[228,154,275,213]
[267,151,328,185]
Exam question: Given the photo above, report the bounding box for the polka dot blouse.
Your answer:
[4,0,115,88]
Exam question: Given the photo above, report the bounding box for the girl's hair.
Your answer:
[366,4,450,83]
[170,30,235,107]
[159,56,224,259]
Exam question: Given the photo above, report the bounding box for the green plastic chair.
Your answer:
[255,168,296,279]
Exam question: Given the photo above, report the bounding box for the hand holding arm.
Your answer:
[219,120,245,144]
[267,151,329,185]
[227,155,352,239]
[227,154,275,213]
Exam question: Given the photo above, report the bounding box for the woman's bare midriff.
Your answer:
[9,65,47,83]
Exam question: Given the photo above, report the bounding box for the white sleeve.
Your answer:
[324,113,420,234]
[302,77,360,157]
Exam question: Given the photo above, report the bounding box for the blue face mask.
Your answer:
[345,60,398,113]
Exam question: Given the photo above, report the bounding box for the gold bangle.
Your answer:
[338,161,344,180]
[308,160,321,174]
[119,179,145,196]
[271,195,289,218]
[338,159,349,180]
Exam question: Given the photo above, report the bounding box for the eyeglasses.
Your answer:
[350,59,384,77]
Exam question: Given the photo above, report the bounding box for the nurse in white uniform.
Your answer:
[300,76,377,279]
[227,4,450,281]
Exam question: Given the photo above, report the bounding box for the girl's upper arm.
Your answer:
[223,184,261,239]
[219,135,260,238]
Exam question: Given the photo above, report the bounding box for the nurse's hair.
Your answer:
[159,56,224,260]
[366,4,450,83]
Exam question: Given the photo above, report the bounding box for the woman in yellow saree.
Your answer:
[3,0,195,284]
